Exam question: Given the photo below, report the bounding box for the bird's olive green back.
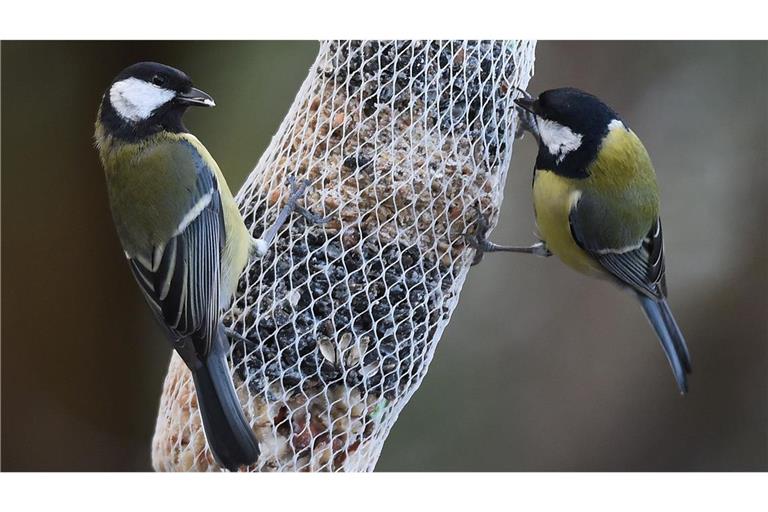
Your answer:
[98,130,211,258]
[579,126,660,248]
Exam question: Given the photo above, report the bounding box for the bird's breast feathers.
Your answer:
[533,171,601,275]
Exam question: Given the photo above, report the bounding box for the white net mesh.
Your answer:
[152,40,536,472]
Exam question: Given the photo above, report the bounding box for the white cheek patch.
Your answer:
[537,117,583,163]
[109,77,175,122]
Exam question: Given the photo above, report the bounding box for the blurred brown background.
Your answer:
[2,41,766,471]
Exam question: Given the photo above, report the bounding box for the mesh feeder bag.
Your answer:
[152,40,536,472]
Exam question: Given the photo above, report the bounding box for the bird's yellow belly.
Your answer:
[532,170,602,276]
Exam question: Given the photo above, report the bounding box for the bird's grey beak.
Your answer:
[176,87,216,107]
[514,97,538,115]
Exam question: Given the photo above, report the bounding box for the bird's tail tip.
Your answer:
[639,296,692,395]
[191,331,260,471]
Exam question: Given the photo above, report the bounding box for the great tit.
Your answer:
[95,62,310,470]
[466,87,691,394]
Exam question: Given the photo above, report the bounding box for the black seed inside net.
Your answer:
[225,204,456,401]
[327,40,517,161]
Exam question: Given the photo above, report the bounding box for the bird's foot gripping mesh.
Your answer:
[152,40,536,472]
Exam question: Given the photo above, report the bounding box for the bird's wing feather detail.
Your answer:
[569,193,666,300]
[128,176,224,358]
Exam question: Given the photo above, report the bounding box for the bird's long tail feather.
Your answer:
[190,327,259,471]
[639,296,691,394]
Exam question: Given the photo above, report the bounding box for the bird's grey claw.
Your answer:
[284,177,330,226]
[223,327,251,344]
[460,231,479,249]
[461,203,494,265]
[459,232,486,266]
[461,203,551,262]
[286,176,309,199]
[296,205,332,225]
[469,201,490,232]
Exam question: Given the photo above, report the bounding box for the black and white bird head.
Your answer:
[516,87,625,178]
[99,62,215,140]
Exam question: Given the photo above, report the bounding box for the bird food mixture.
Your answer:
[153,40,535,471]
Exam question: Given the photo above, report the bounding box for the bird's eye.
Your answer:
[151,75,165,86]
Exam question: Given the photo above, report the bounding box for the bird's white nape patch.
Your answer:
[537,117,583,163]
[607,119,626,132]
[109,77,175,122]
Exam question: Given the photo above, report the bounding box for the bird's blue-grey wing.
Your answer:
[569,192,666,300]
[128,168,224,357]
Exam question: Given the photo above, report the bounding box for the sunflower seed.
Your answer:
[338,332,353,352]
[317,336,337,365]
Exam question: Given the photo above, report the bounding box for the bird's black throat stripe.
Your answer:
[534,133,603,180]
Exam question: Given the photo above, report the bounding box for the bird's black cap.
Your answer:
[98,62,214,141]
[519,87,624,179]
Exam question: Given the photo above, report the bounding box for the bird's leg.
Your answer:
[252,176,330,257]
[462,204,551,266]
[279,176,333,226]
[513,87,540,141]
[259,176,308,247]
